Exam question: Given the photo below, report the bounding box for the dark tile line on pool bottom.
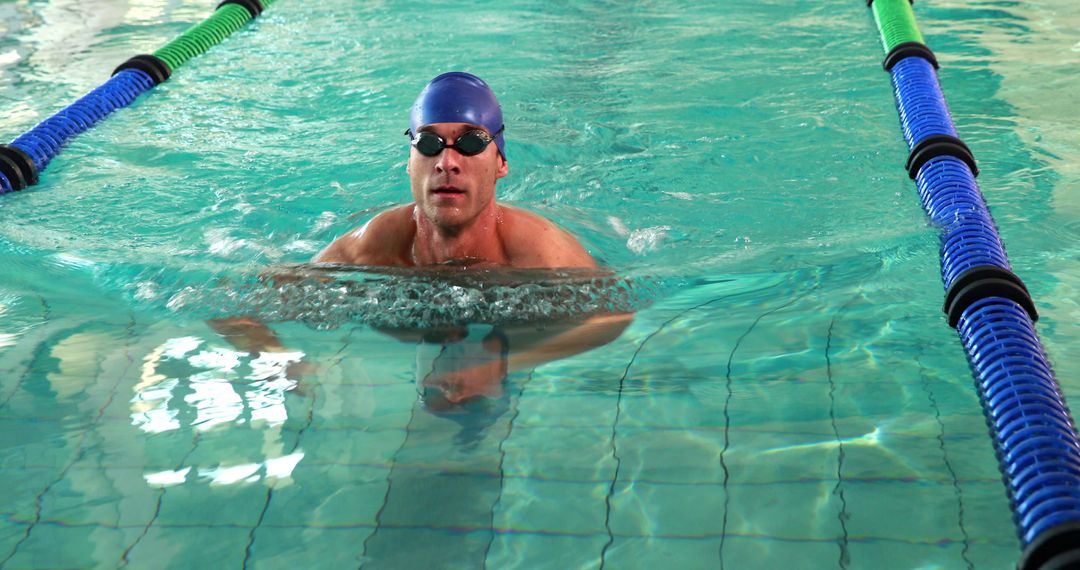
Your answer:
[0,314,137,570]
[597,291,744,570]
[0,295,51,414]
[118,431,202,567]
[917,353,975,570]
[718,292,811,570]
[358,337,446,569]
[242,326,359,570]
[117,323,209,566]
[0,372,994,430]
[0,514,1015,548]
[0,377,997,431]
[0,464,1008,488]
[14,372,978,389]
[120,323,253,566]
[481,369,535,570]
[240,400,314,568]
[826,295,857,570]
[0,413,999,444]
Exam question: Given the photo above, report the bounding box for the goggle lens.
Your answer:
[413,132,449,156]
[454,131,490,155]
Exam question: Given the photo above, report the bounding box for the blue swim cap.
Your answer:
[409,71,505,158]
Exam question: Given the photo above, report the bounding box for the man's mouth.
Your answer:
[432,185,465,195]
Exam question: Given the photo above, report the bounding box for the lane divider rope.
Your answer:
[0,0,277,195]
[865,2,1080,569]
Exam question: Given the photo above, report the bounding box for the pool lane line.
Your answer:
[119,431,202,567]
[715,292,811,570]
[915,352,975,570]
[360,339,452,568]
[593,280,818,569]
[242,326,349,568]
[825,294,862,570]
[865,1,1080,569]
[596,292,743,570]
[481,369,536,570]
[0,0,276,196]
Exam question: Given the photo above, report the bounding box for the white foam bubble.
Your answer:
[626,226,671,254]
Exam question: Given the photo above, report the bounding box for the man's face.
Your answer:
[407,122,508,232]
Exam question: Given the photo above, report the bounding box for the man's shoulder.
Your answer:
[314,205,414,265]
[498,205,597,269]
[366,204,415,234]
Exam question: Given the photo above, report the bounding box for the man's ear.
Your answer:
[496,155,508,179]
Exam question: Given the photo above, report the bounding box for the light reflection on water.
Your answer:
[132,335,306,487]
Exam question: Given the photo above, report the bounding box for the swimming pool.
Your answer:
[2,0,1079,567]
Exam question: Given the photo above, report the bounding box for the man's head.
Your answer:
[406,72,508,232]
[408,72,505,158]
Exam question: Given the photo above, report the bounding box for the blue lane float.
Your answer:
[867,2,1080,568]
[7,69,157,176]
[0,0,271,196]
[0,68,158,197]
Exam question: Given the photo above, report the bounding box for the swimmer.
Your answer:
[315,71,596,269]
[212,72,631,408]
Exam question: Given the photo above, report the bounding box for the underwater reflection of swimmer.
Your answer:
[208,298,629,568]
[361,314,632,567]
[209,304,630,412]
[416,327,508,414]
[396,314,632,413]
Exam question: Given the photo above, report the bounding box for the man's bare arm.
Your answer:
[208,317,288,353]
[502,312,632,371]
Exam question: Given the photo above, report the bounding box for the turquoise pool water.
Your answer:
[2,0,1079,568]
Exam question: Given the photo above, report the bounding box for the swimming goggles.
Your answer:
[406,126,504,157]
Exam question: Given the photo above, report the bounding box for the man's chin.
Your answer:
[421,205,471,230]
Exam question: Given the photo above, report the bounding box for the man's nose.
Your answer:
[435,148,462,174]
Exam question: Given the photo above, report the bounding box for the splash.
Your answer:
[162,264,657,330]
